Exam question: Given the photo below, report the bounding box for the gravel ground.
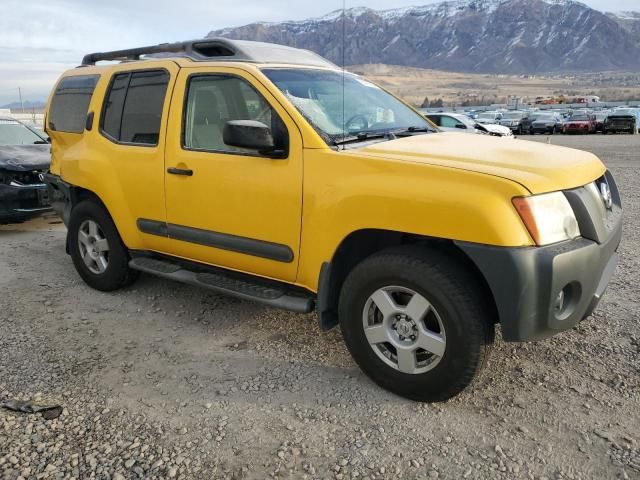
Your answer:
[1,134,638,480]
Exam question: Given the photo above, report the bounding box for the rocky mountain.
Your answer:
[607,11,640,38]
[208,0,640,74]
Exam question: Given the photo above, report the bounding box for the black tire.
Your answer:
[68,200,139,291]
[338,247,495,402]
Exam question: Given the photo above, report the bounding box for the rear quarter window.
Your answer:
[48,75,100,133]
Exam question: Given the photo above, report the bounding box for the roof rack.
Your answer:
[80,38,337,69]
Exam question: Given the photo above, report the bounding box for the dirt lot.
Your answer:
[352,65,640,107]
[1,135,639,480]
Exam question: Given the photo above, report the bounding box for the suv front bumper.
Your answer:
[0,181,51,224]
[457,226,620,341]
[455,173,622,342]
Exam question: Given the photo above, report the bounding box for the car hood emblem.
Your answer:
[599,181,613,210]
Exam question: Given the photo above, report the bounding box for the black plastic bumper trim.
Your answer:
[456,220,622,342]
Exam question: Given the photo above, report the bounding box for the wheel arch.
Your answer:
[64,185,113,254]
[317,229,499,331]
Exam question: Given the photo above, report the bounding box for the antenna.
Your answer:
[18,87,24,114]
[342,0,346,146]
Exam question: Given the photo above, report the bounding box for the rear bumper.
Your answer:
[564,125,591,133]
[457,221,621,342]
[532,125,556,133]
[44,173,72,226]
[0,181,51,223]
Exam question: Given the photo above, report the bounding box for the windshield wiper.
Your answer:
[332,131,391,146]
[393,126,432,136]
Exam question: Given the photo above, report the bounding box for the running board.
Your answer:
[129,257,314,313]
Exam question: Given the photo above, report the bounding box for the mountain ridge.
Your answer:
[209,0,640,74]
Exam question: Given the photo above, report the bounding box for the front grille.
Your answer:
[609,119,632,128]
[564,172,622,245]
[0,170,46,186]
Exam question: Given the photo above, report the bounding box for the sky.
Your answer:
[0,0,635,105]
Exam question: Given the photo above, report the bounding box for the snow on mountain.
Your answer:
[208,0,640,74]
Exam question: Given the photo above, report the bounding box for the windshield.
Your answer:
[477,113,496,119]
[262,68,434,144]
[0,120,45,146]
[536,114,557,121]
[502,112,524,119]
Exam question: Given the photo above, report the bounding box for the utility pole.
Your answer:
[18,87,25,114]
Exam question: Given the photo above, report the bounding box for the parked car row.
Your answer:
[436,107,640,135]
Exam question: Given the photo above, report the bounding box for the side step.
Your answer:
[129,257,314,313]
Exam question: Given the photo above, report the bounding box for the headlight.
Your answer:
[512,192,580,245]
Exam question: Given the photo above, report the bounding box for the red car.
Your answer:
[563,113,596,134]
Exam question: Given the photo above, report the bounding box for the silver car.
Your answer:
[426,113,514,137]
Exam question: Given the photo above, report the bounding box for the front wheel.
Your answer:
[68,200,139,291]
[338,247,495,402]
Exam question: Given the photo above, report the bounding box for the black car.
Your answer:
[530,113,563,134]
[0,117,51,224]
[603,109,639,134]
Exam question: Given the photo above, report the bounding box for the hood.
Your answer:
[355,133,605,194]
[0,144,51,172]
[479,123,512,136]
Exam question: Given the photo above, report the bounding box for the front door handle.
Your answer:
[167,167,193,176]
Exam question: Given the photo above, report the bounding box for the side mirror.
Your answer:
[455,123,467,129]
[223,120,285,158]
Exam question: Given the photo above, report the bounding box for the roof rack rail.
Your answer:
[80,38,337,69]
[81,39,245,66]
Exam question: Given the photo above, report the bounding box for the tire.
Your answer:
[338,247,495,402]
[68,200,139,291]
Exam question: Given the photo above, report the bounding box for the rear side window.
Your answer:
[440,116,461,128]
[101,70,169,146]
[48,75,99,133]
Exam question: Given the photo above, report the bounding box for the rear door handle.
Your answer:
[167,167,193,176]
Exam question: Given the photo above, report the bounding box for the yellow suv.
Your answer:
[44,39,622,402]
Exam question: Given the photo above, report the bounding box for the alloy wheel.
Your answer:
[78,219,110,274]
[362,286,446,374]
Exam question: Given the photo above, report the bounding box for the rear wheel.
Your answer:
[338,247,494,402]
[68,200,139,291]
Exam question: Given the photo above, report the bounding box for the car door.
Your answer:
[85,63,179,253]
[161,67,303,282]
